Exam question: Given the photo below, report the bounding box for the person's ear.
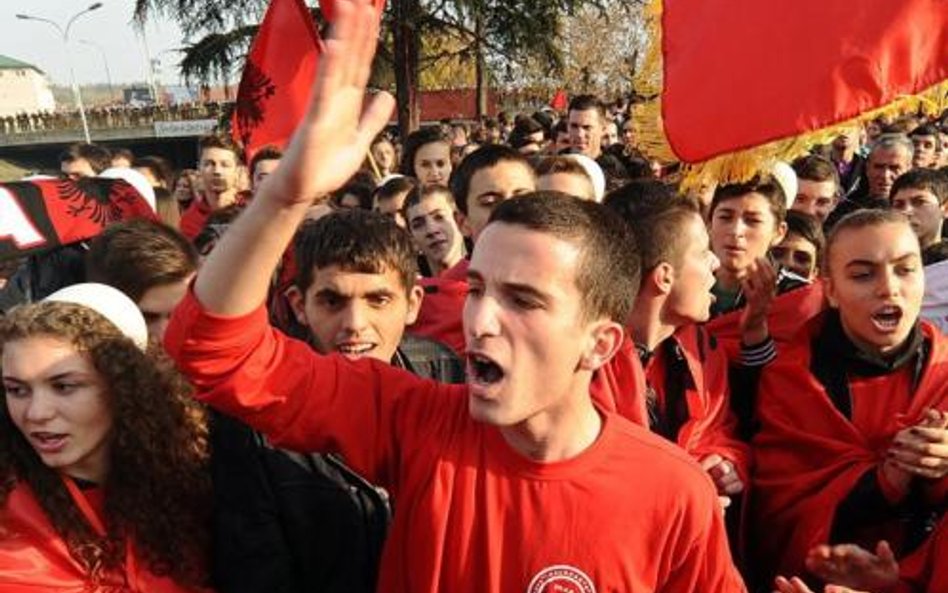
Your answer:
[579,320,625,372]
[824,275,839,309]
[455,209,473,238]
[652,262,675,296]
[405,284,424,326]
[772,220,788,246]
[285,286,308,325]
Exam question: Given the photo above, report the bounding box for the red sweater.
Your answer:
[165,291,746,593]
[409,259,469,355]
[751,318,948,582]
[591,328,749,479]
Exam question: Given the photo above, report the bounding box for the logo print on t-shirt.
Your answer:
[526,565,597,593]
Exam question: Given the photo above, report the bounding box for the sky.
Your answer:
[0,1,186,86]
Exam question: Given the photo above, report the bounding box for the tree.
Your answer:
[133,0,614,136]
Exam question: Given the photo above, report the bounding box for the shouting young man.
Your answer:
[164,3,744,591]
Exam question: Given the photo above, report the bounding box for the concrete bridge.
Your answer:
[0,102,231,174]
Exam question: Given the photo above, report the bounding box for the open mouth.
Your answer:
[467,352,505,385]
[30,432,67,452]
[871,305,903,331]
[336,343,377,357]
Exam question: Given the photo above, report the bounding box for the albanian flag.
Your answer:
[232,0,322,160]
[0,177,157,262]
[634,0,948,185]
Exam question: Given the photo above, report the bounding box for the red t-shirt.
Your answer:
[165,291,746,593]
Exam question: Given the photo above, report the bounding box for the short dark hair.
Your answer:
[910,123,940,139]
[890,168,948,205]
[112,147,134,163]
[509,117,545,149]
[604,183,695,274]
[823,209,913,275]
[487,192,640,323]
[568,94,606,121]
[59,143,111,173]
[402,184,457,218]
[374,175,418,206]
[792,154,840,190]
[198,134,243,161]
[331,171,376,210]
[449,144,533,215]
[710,174,787,224]
[784,210,825,259]
[603,179,677,220]
[194,204,244,256]
[293,209,418,294]
[250,145,283,176]
[399,127,450,177]
[85,219,197,302]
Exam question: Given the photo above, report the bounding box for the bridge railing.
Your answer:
[0,102,231,137]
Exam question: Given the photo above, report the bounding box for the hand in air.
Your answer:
[889,408,948,480]
[263,0,395,208]
[773,575,870,593]
[739,256,777,345]
[802,540,899,592]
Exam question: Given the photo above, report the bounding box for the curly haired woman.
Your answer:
[0,283,212,592]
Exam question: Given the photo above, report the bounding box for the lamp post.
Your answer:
[78,39,115,103]
[16,2,104,143]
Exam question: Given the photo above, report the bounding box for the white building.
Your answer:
[0,55,56,117]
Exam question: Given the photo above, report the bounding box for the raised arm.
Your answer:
[195,0,394,316]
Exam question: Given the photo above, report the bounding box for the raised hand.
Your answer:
[264,0,395,206]
[192,0,395,317]
[804,540,899,592]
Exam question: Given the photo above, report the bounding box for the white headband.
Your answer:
[44,283,149,351]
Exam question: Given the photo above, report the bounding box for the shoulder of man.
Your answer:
[395,334,466,384]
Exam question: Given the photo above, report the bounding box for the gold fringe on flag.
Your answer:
[631,0,948,192]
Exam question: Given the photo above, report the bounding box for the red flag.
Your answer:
[319,0,386,23]
[634,0,948,184]
[232,0,322,160]
[549,89,568,112]
[0,178,157,262]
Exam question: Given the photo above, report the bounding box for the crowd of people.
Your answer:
[1,101,229,136]
[1,3,947,592]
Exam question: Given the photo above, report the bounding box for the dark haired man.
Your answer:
[568,94,607,160]
[165,6,744,590]
[600,191,749,510]
[215,209,464,593]
[889,168,948,265]
[402,185,466,277]
[771,210,825,281]
[791,155,840,225]
[59,142,111,179]
[250,145,283,191]
[909,123,940,169]
[180,134,246,239]
[409,144,536,353]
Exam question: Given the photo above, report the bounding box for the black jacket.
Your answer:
[210,334,464,593]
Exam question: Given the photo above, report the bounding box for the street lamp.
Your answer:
[16,2,104,143]
[78,39,115,103]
